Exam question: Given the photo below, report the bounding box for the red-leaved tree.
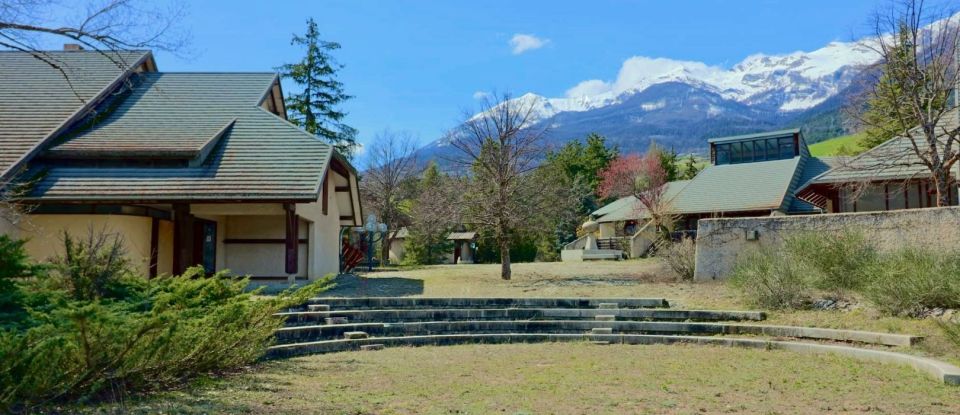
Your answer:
[597,151,671,229]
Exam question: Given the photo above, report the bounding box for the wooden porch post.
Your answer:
[149,217,160,278]
[172,203,194,274]
[284,203,298,276]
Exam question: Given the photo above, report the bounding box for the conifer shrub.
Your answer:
[0,232,329,412]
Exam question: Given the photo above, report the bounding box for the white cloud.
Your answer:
[564,79,611,98]
[509,33,549,55]
[472,90,492,100]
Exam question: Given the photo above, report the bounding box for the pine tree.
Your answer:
[681,154,701,180]
[278,18,358,158]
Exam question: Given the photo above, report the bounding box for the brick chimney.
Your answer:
[63,43,83,51]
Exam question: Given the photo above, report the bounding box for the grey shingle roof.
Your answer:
[592,181,691,223]
[24,72,335,202]
[803,109,960,186]
[668,158,801,214]
[0,50,151,180]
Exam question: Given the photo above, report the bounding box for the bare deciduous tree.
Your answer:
[359,130,420,265]
[0,0,188,86]
[845,0,960,206]
[447,93,571,280]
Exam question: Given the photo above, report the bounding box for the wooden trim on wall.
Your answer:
[884,184,890,210]
[322,172,329,215]
[284,203,298,275]
[149,217,159,278]
[223,238,308,244]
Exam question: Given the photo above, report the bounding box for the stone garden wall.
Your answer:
[693,206,960,280]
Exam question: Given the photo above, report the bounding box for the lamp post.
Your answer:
[361,214,388,272]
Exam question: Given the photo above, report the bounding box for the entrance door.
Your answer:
[453,242,461,264]
[192,219,217,274]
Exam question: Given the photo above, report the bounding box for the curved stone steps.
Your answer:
[276,308,766,326]
[301,297,669,310]
[264,333,960,385]
[274,320,920,347]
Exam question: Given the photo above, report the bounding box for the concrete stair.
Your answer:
[267,296,960,386]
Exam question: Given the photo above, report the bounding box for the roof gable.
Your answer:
[25,72,339,202]
[0,50,152,180]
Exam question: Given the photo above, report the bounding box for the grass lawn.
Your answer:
[327,260,741,309]
[808,133,866,156]
[92,343,960,414]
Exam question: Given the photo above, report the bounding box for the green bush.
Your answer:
[728,247,813,309]
[861,249,960,316]
[785,231,877,294]
[937,319,960,348]
[0,232,329,411]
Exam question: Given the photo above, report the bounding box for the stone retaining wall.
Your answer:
[693,206,960,280]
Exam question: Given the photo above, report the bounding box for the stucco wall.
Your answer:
[598,223,616,238]
[222,215,309,278]
[694,206,960,280]
[296,189,343,278]
[18,214,155,276]
[389,238,406,263]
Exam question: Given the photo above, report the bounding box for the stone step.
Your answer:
[595,315,616,321]
[276,308,765,326]
[264,333,960,385]
[273,320,920,348]
[303,297,669,310]
[360,344,384,351]
[591,327,613,334]
[597,303,619,309]
[324,317,348,325]
[307,304,330,312]
[343,331,369,339]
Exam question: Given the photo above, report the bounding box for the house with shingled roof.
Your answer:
[795,108,960,213]
[0,48,363,281]
[570,129,840,260]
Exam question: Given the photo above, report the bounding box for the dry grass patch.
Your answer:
[88,343,960,414]
[328,260,742,309]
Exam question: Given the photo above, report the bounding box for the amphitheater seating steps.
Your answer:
[267,296,959,385]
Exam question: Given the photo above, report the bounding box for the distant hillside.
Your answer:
[808,133,866,156]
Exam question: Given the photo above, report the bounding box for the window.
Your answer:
[730,142,743,163]
[713,135,798,165]
[715,144,730,164]
[778,137,794,158]
[766,138,778,159]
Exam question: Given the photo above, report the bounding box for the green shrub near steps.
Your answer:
[728,246,814,309]
[862,249,960,316]
[784,231,877,294]
[0,233,330,412]
[728,230,960,316]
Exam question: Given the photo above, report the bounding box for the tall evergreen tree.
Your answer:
[278,18,358,158]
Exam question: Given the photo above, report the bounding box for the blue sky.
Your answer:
[150,1,881,162]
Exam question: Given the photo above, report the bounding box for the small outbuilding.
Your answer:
[446,231,477,264]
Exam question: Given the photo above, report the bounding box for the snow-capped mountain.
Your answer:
[420,36,885,163]
[501,39,879,123]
